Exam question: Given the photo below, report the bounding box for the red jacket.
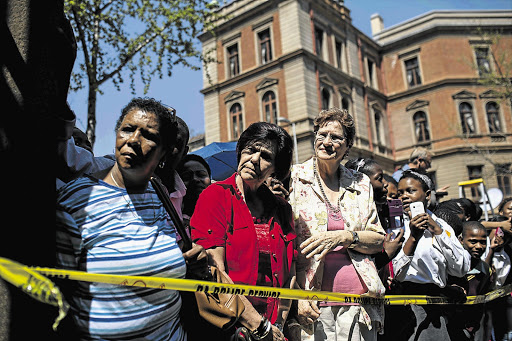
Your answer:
[190,173,296,322]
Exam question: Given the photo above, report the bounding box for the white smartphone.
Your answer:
[410,201,425,218]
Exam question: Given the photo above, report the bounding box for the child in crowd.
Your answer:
[345,157,405,332]
[500,197,512,218]
[382,169,470,340]
[383,174,399,200]
[434,200,465,236]
[482,216,512,341]
[447,221,493,340]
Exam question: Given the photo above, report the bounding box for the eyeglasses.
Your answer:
[315,132,346,145]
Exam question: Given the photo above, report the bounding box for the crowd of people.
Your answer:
[55,101,512,341]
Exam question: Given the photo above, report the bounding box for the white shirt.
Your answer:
[392,211,471,288]
[492,249,511,288]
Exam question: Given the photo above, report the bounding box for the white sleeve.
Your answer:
[434,221,471,277]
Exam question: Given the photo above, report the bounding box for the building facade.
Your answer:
[199,0,512,202]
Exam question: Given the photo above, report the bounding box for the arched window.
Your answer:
[262,91,277,124]
[413,111,430,143]
[486,101,501,133]
[321,88,330,110]
[230,103,243,139]
[341,97,349,111]
[374,110,383,145]
[459,102,475,134]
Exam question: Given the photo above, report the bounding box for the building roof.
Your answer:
[373,10,512,46]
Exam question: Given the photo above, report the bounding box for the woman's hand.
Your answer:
[297,300,321,326]
[300,231,351,259]
[265,177,290,200]
[409,213,442,239]
[182,243,210,280]
[270,325,286,341]
[383,229,404,259]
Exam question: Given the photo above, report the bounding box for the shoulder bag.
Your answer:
[150,176,245,330]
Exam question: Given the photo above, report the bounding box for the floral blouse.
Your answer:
[289,158,386,332]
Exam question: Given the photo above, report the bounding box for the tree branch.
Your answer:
[97,22,173,86]
[71,7,93,81]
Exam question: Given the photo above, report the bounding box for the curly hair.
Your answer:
[313,107,356,150]
[115,97,178,154]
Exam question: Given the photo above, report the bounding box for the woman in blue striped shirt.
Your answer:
[56,98,205,340]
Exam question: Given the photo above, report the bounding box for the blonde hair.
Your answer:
[409,147,433,163]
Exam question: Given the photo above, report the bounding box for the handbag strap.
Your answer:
[150,176,193,252]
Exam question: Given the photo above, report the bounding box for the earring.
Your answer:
[159,161,166,169]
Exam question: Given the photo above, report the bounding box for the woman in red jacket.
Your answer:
[191,122,296,341]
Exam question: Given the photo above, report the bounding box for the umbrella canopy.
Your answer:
[191,141,238,181]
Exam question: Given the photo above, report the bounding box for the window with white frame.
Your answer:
[413,111,430,143]
[475,47,491,76]
[341,97,349,111]
[258,28,272,64]
[486,101,502,133]
[496,164,512,197]
[262,91,278,124]
[404,57,422,87]
[314,27,324,59]
[367,58,377,89]
[321,88,330,110]
[468,165,483,198]
[459,102,476,134]
[230,103,243,139]
[374,109,384,145]
[227,44,240,77]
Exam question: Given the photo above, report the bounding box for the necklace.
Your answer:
[313,158,344,221]
[110,171,157,224]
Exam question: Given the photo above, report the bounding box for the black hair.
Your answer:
[461,220,486,238]
[383,173,398,187]
[435,201,465,236]
[435,199,464,216]
[345,158,380,177]
[399,169,430,192]
[499,197,512,213]
[115,97,178,153]
[455,198,482,221]
[176,117,190,152]
[236,122,293,181]
[177,154,211,178]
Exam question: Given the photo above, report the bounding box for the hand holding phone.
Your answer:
[410,202,425,218]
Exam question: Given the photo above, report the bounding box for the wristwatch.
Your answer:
[348,231,359,249]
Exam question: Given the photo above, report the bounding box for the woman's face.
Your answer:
[368,164,388,204]
[237,140,277,188]
[501,201,512,218]
[314,121,348,164]
[180,160,211,197]
[385,180,398,200]
[397,177,430,214]
[115,109,166,178]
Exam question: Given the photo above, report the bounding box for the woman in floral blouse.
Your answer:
[289,108,386,341]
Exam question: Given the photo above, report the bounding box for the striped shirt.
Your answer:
[56,175,186,340]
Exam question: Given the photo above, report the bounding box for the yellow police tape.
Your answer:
[1,257,511,329]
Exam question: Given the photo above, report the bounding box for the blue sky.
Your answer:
[67,0,512,157]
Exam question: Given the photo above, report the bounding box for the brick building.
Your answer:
[199,0,512,201]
